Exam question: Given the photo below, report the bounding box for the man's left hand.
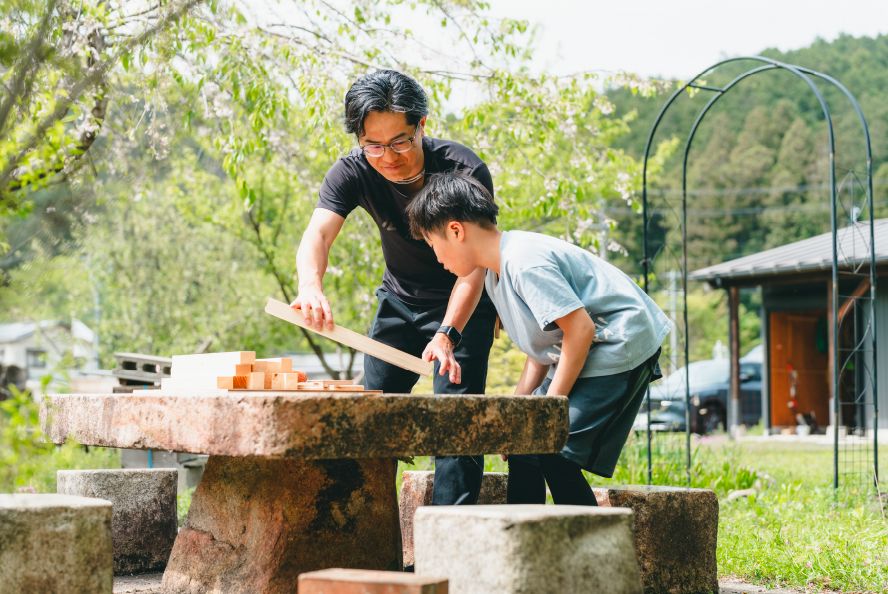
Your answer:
[422,332,461,385]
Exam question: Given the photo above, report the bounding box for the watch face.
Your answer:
[438,325,461,346]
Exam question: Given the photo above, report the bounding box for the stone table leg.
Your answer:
[161,456,401,594]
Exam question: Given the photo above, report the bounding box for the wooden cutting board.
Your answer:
[265,297,435,377]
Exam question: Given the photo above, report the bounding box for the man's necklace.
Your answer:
[391,169,425,185]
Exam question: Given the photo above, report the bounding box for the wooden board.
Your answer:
[265,297,434,377]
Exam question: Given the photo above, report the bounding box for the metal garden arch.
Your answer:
[639,56,878,492]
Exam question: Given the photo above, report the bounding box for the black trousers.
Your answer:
[364,287,497,505]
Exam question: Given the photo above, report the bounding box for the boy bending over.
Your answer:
[406,172,672,505]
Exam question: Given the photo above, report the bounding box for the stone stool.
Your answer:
[298,568,448,594]
[399,470,508,567]
[414,504,642,594]
[593,485,719,594]
[58,468,178,575]
[0,493,113,594]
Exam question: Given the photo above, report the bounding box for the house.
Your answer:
[0,319,100,397]
[691,219,888,433]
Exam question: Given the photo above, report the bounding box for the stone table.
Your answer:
[42,392,568,594]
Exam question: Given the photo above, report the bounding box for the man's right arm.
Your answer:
[292,208,346,329]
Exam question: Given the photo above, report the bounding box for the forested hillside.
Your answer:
[607,34,888,273]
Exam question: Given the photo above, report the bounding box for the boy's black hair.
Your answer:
[344,70,428,137]
[407,172,498,239]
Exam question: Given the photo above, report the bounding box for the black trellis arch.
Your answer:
[639,56,879,492]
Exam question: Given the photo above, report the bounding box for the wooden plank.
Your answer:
[265,297,434,377]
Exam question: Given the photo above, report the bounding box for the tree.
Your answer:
[0,0,202,218]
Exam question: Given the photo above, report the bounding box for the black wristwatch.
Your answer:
[436,325,462,348]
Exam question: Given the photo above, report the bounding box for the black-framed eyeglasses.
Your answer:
[360,125,420,158]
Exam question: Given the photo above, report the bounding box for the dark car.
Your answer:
[634,350,763,434]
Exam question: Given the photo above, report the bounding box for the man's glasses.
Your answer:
[360,125,420,158]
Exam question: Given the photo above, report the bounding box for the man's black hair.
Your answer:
[344,70,428,137]
[407,172,498,239]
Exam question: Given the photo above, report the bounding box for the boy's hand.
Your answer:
[422,333,462,385]
[290,284,334,331]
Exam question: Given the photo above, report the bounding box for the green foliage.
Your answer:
[177,486,195,527]
[0,0,659,374]
[0,0,200,211]
[607,34,888,273]
[0,386,118,492]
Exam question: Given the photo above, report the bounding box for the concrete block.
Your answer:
[298,568,448,594]
[399,470,507,566]
[414,504,642,594]
[0,493,113,594]
[58,469,177,575]
[594,485,719,594]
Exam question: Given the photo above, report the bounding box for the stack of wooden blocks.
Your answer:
[215,351,370,392]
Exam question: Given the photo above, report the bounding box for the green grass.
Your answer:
[706,440,887,593]
[399,436,887,593]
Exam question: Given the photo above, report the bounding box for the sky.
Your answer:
[482,0,888,80]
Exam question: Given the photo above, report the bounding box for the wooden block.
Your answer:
[281,373,302,390]
[218,376,248,389]
[264,372,272,389]
[252,361,268,373]
[235,364,252,376]
[329,385,365,391]
[247,372,265,390]
[239,351,256,364]
[279,358,293,373]
[298,568,448,594]
[296,381,324,390]
[265,298,434,376]
[294,370,307,382]
[271,373,283,390]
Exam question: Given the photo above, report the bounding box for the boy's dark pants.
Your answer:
[364,288,496,505]
[507,350,660,505]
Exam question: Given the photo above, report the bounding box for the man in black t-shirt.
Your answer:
[291,70,496,509]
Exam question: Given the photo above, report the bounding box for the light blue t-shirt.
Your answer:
[484,230,672,378]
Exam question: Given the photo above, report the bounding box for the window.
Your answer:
[26,349,47,369]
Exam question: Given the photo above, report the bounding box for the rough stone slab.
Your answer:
[114,572,163,594]
[593,485,719,594]
[162,456,402,593]
[41,393,568,460]
[58,469,177,575]
[414,504,642,594]
[399,471,507,566]
[0,493,113,594]
[298,568,448,594]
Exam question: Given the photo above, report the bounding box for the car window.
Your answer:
[659,360,729,394]
[740,363,761,381]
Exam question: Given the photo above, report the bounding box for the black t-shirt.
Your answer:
[317,136,494,305]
